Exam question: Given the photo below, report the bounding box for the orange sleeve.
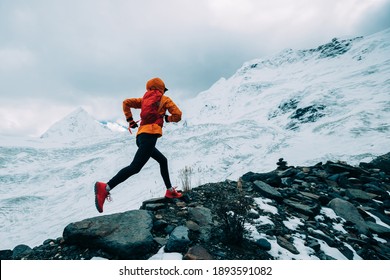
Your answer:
[123,98,142,121]
[163,96,182,123]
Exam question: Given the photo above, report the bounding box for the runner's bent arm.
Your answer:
[123,98,142,121]
[164,97,182,123]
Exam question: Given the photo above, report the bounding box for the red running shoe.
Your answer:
[165,187,183,199]
[94,182,110,213]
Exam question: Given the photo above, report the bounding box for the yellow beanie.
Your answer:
[146,77,168,93]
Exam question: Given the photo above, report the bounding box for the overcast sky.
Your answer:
[1,0,389,137]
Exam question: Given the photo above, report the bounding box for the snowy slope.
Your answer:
[0,28,389,252]
[180,28,390,176]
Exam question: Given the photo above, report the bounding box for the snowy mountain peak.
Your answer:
[235,28,389,77]
[186,28,389,125]
[181,27,389,172]
[40,107,113,142]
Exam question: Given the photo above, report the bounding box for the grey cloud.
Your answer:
[355,1,390,35]
[0,0,389,136]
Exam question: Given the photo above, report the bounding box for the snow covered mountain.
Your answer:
[182,28,389,171]
[40,107,114,143]
[0,28,389,253]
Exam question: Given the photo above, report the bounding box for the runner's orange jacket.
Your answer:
[123,92,182,137]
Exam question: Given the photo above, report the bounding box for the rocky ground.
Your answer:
[1,153,389,260]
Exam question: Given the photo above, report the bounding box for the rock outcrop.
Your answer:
[1,152,389,260]
[63,210,156,259]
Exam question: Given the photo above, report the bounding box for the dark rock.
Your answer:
[366,211,390,226]
[372,243,390,259]
[188,206,212,226]
[346,189,377,202]
[254,239,272,251]
[339,245,355,260]
[241,171,281,187]
[366,221,390,237]
[165,224,176,235]
[188,206,213,242]
[153,219,168,232]
[253,180,283,201]
[12,244,33,260]
[318,194,331,206]
[328,198,369,235]
[0,250,12,260]
[186,220,200,231]
[165,226,190,253]
[324,162,367,177]
[346,237,369,246]
[184,245,214,260]
[63,210,156,259]
[276,158,289,170]
[287,105,326,129]
[276,236,299,255]
[363,183,388,196]
[306,239,321,252]
[363,152,390,174]
[141,197,168,209]
[153,237,167,246]
[283,199,320,217]
[144,203,166,211]
[299,191,321,201]
[327,173,341,182]
[315,37,355,58]
[278,167,298,178]
[308,228,337,247]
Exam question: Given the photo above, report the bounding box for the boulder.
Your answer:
[328,198,369,235]
[283,199,320,217]
[254,239,272,251]
[165,226,190,253]
[364,152,390,174]
[63,210,155,259]
[188,206,213,226]
[184,245,214,260]
[366,221,390,238]
[276,236,299,255]
[12,244,32,260]
[346,189,377,201]
[241,171,282,187]
[253,180,283,201]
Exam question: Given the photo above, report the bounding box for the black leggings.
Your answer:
[107,133,172,190]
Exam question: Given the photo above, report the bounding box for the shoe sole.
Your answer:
[94,182,103,213]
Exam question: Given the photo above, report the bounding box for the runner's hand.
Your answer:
[129,120,138,129]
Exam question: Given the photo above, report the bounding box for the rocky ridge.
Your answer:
[1,152,389,260]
